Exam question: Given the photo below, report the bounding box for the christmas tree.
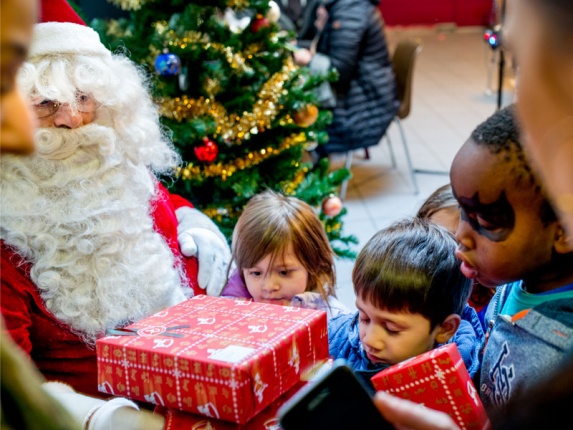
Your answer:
[91,0,356,258]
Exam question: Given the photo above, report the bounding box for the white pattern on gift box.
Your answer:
[145,391,165,406]
[248,325,268,333]
[288,342,300,373]
[197,402,219,418]
[144,392,165,406]
[152,338,175,349]
[467,380,479,405]
[254,373,268,402]
[98,380,114,395]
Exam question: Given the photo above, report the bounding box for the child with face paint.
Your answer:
[450,104,573,414]
[416,183,495,331]
[328,217,484,391]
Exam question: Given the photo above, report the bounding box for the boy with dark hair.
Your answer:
[451,104,573,413]
[328,217,484,386]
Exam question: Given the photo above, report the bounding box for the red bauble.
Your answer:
[194,138,218,163]
[251,16,270,33]
[322,195,343,217]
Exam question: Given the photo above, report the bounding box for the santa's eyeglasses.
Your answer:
[33,93,101,118]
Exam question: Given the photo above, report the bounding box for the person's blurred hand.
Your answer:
[293,48,313,66]
[374,391,461,430]
[315,5,328,32]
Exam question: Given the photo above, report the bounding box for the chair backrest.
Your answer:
[391,38,423,120]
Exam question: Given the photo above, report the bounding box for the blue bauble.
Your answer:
[154,51,182,76]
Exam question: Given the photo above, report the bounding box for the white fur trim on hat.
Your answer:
[29,22,112,59]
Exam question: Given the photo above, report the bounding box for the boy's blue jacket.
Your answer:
[478,282,573,413]
[328,304,484,384]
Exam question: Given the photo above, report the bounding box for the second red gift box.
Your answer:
[371,343,490,430]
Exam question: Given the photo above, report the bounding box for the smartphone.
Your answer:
[278,359,395,429]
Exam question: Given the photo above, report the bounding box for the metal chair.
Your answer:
[339,38,423,199]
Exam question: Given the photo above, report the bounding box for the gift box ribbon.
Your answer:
[106,325,190,338]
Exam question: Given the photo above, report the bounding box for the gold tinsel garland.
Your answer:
[202,162,309,220]
[176,132,306,181]
[159,57,297,142]
[108,0,251,11]
[107,0,146,10]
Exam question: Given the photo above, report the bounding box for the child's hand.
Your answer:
[374,391,461,430]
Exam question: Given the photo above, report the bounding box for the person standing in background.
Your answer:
[292,0,399,159]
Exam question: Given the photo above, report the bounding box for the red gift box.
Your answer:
[159,380,307,429]
[371,344,490,430]
[96,295,328,424]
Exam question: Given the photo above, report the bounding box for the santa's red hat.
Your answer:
[30,0,111,59]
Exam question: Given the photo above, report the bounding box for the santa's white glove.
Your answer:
[42,382,164,430]
[176,207,231,296]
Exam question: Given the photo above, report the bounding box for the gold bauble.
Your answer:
[293,105,319,128]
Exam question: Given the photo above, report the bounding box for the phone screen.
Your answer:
[278,359,394,429]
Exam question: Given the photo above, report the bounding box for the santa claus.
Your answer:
[0,0,230,401]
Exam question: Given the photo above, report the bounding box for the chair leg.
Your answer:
[385,132,397,168]
[339,151,353,200]
[395,118,419,194]
[364,148,370,160]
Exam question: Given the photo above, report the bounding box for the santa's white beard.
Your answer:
[0,124,190,346]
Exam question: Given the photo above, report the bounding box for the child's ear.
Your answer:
[554,224,573,254]
[435,314,461,344]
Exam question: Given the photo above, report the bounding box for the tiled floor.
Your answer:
[332,25,516,312]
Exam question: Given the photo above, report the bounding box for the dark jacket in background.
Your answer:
[314,0,399,154]
[277,0,320,48]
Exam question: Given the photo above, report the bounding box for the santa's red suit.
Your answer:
[1,184,198,398]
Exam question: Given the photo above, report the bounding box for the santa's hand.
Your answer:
[42,382,164,430]
[178,228,231,296]
[176,207,231,296]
